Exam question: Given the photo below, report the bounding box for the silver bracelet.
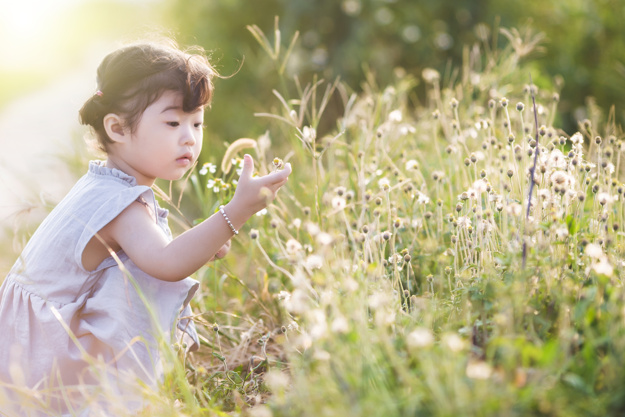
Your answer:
[219,205,239,235]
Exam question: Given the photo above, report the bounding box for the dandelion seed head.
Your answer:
[302,126,316,142]
[316,232,334,246]
[286,239,303,254]
[466,361,493,379]
[442,333,466,352]
[405,159,419,171]
[389,109,403,123]
[332,196,347,210]
[406,327,434,349]
[422,68,440,84]
[593,258,614,276]
[305,254,324,269]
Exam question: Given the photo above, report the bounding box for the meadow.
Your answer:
[4,22,625,416]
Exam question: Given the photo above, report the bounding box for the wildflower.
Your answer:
[286,239,303,254]
[555,227,569,240]
[199,162,217,176]
[389,109,403,122]
[206,178,222,193]
[331,196,347,210]
[405,159,419,171]
[331,316,349,333]
[550,171,575,189]
[406,327,434,349]
[302,126,316,143]
[597,192,613,206]
[516,102,525,112]
[431,170,445,181]
[305,254,324,269]
[422,68,440,83]
[585,243,604,259]
[255,208,268,216]
[292,218,302,228]
[546,149,567,170]
[457,216,472,230]
[272,157,284,170]
[450,98,459,109]
[228,157,244,176]
[593,258,614,276]
[414,191,430,205]
[442,333,466,352]
[466,361,493,379]
[378,177,391,191]
[316,232,333,246]
[388,253,403,265]
[382,231,392,241]
[472,179,489,194]
[507,203,523,217]
[250,229,259,240]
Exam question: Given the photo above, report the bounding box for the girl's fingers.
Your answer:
[240,154,255,180]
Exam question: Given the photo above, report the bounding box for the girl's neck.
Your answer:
[105,157,155,187]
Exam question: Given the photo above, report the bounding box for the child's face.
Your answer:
[122,90,204,185]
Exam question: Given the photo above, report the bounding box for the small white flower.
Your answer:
[199,162,217,175]
[206,179,220,193]
[597,192,613,206]
[331,316,349,334]
[555,227,569,240]
[441,333,466,352]
[457,216,472,230]
[593,258,613,276]
[389,109,403,122]
[570,132,583,144]
[316,232,333,246]
[406,327,434,349]
[405,159,419,171]
[331,196,347,210]
[472,179,488,194]
[585,243,604,259]
[302,126,316,143]
[286,239,303,254]
[305,254,324,269]
[306,221,320,236]
[378,177,391,191]
[466,361,492,379]
[292,218,302,228]
[414,191,430,205]
[255,208,268,216]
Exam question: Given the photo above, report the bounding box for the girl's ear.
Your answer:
[103,113,128,144]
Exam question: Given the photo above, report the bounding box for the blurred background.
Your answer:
[1,0,624,274]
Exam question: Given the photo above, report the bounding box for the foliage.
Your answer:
[149,21,625,416]
[164,0,625,142]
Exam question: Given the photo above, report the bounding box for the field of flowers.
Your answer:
[131,23,625,417]
[4,22,625,416]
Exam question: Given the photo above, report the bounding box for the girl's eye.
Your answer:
[167,122,180,127]
[194,123,205,129]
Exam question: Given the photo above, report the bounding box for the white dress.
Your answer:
[0,161,199,415]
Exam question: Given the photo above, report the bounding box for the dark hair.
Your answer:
[79,40,216,152]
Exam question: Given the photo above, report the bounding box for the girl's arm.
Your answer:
[105,154,291,281]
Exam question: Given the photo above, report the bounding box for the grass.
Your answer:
[3,21,625,416]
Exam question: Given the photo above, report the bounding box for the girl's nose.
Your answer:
[182,125,197,146]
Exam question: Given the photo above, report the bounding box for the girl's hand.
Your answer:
[227,154,291,220]
[209,239,231,261]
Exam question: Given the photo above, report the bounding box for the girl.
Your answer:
[0,40,291,414]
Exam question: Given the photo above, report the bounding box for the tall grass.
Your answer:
[178,21,625,416]
[4,21,625,416]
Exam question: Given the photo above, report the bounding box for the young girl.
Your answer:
[0,40,291,414]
